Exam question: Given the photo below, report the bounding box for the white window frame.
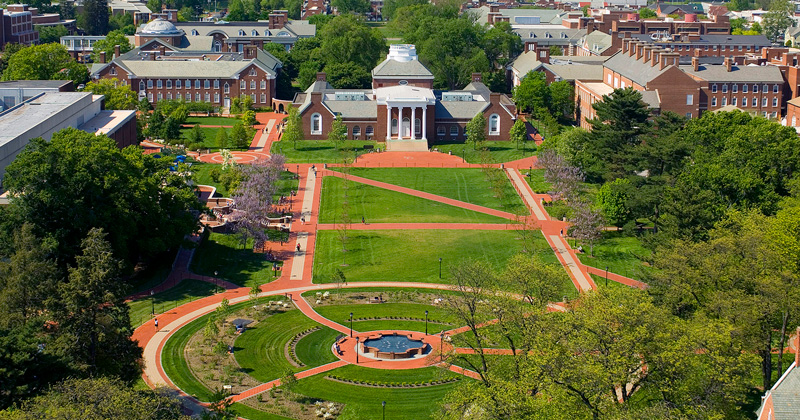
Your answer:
[489,114,500,135]
[311,113,322,134]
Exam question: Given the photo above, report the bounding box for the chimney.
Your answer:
[472,72,483,83]
[724,56,732,72]
[692,56,699,71]
[795,327,800,367]
[637,43,645,60]
[114,45,121,58]
[651,48,661,67]
[316,72,327,82]
[642,45,653,63]
[536,46,550,64]
[622,38,630,54]
[525,41,536,52]
[99,51,106,63]
[629,41,639,57]
[244,45,257,60]
[490,5,499,12]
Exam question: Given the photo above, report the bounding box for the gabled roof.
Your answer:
[174,20,316,40]
[757,362,800,420]
[604,51,671,87]
[680,63,784,83]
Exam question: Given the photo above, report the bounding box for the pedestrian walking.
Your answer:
[154,318,159,331]
[301,216,305,225]
[560,229,564,236]
[296,244,301,252]
[362,216,366,224]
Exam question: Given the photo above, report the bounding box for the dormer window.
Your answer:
[264,30,270,36]
[239,30,245,36]
[252,30,258,36]
[191,29,198,35]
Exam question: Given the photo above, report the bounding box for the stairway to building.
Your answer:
[385,139,429,152]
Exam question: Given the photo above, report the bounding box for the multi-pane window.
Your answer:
[773,98,778,107]
[176,79,182,89]
[240,80,246,89]
[196,93,201,102]
[260,93,266,103]
[204,80,210,89]
[214,93,220,103]
[742,97,747,107]
[763,97,768,107]
[157,80,162,89]
[722,84,728,93]
[711,97,717,107]
[204,93,210,102]
[224,83,230,94]
[753,97,758,107]
[711,84,717,93]
[250,80,256,90]
[214,80,220,89]
[195,80,200,89]
[260,80,266,89]
[147,80,153,89]
[743,84,748,93]
[774,84,780,93]
[166,80,172,89]
[732,84,738,93]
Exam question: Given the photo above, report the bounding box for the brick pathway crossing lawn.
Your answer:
[279,365,466,420]
[526,168,551,194]
[433,141,536,164]
[191,232,283,287]
[270,140,379,163]
[318,177,511,224]
[340,168,527,214]
[127,279,216,328]
[313,303,458,335]
[235,309,339,382]
[186,116,239,126]
[576,231,653,280]
[312,230,563,286]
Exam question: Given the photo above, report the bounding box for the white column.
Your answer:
[411,106,416,140]
[397,106,404,139]
[386,105,391,140]
[422,105,427,140]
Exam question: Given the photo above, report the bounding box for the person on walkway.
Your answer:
[560,229,564,236]
[301,216,305,225]
[296,244,301,253]
[154,318,159,331]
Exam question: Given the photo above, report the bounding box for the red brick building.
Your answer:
[90,38,282,109]
[292,45,517,151]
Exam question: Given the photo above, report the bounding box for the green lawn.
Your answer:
[191,231,281,287]
[180,127,238,150]
[576,231,653,280]
[339,168,527,214]
[190,161,227,195]
[186,116,240,126]
[270,140,379,163]
[526,168,550,194]
[291,365,465,420]
[235,310,338,381]
[231,404,294,420]
[433,141,536,164]
[318,176,511,224]
[312,229,562,286]
[127,279,217,328]
[314,303,458,335]
[161,308,217,402]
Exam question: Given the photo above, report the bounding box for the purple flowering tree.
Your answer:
[569,200,604,256]
[232,154,286,247]
[538,150,584,203]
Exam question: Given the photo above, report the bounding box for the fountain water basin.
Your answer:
[360,332,428,360]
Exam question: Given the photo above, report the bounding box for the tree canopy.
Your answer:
[84,78,137,110]
[91,30,132,63]
[1,43,88,86]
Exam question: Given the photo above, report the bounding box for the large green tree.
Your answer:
[35,25,68,44]
[2,128,202,269]
[319,15,384,70]
[51,228,141,380]
[84,78,137,110]
[1,43,88,86]
[513,71,550,116]
[80,0,109,35]
[332,0,370,13]
[762,0,794,42]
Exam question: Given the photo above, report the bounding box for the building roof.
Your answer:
[0,80,72,89]
[604,51,671,86]
[509,50,545,75]
[140,18,183,35]
[630,33,770,47]
[174,20,316,40]
[325,99,378,119]
[79,109,136,136]
[640,90,661,108]
[372,58,433,79]
[0,92,93,148]
[582,31,614,55]
[514,27,585,46]
[757,363,800,420]
[470,6,567,25]
[679,63,784,83]
[435,100,489,119]
[787,96,800,107]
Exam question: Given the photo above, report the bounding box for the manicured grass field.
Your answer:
[576,231,653,279]
[186,116,239,126]
[433,141,536,164]
[127,279,217,328]
[161,308,217,402]
[340,168,527,214]
[235,310,338,382]
[318,176,511,224]
[312,229,562,286]
[231,404,293,420]
[180,127,237,150]
[291,365,465,420]
[191,231,281,287]
[270,140,379,163]
[314,303,458,335]
[526,168,551,194]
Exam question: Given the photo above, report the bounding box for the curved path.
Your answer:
[131,136,639,416]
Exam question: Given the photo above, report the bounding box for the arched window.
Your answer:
[264,30,270,36]
[414,118,421,135]
[139,80,145,91]
[402,117,410,137]
[252,30,258,36]
[391,118,398,135]
[224,83,229,94]
[450,125,458,137]
[353,125,361,137]
[191,29,199,36]
[489,114,500,135]
[365,126,374,137]
[213,41,221,52]
[311,113,322,134]
[437,126,445,137]
[239,30,245,36]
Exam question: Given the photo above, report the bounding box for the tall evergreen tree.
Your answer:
[81,0,109,35]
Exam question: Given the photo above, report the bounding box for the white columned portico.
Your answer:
[411,107,416,140]
[386,105,391,140]
[397,106,404,140]
[421,106,427,140]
